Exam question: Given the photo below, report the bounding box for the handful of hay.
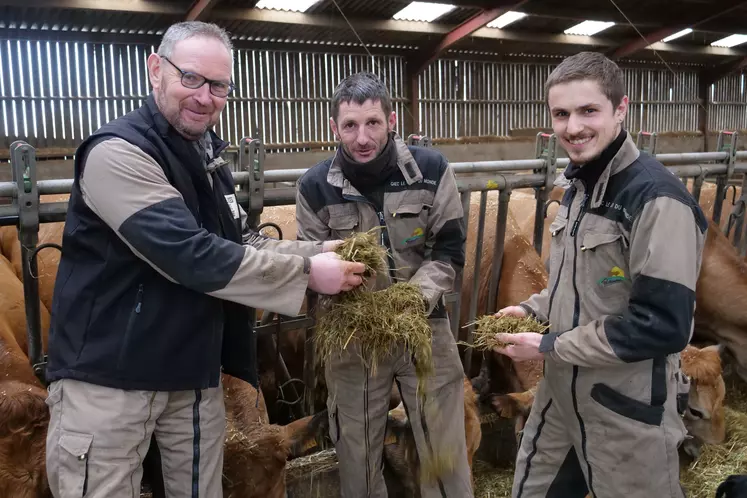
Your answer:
[462,314,549,350]
[333,227,387,280]
[315,229,434,394]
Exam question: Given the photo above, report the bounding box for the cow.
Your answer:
[221,373,327,498]
[0,254,50,358]
[692,219,747,383]
[382,377,482,497]
[0,316,51,498]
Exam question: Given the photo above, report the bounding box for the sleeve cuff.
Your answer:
[539,332,561,353]
[518,303,537,318]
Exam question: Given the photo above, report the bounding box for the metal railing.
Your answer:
[2,131,746,420]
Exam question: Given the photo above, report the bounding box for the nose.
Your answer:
[193,84,213,107]
[356,125,369,146]
[566,113,584,136]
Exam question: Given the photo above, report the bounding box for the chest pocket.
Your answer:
[388,202,429,252]
[581,230,631,313]
[328,204,360,240]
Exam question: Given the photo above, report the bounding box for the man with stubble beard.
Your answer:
[295,72,472,498]
[44,21,365,497]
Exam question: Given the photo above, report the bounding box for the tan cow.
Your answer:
[0,316,51,498]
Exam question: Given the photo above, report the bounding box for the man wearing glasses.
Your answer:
[44,21,365,497]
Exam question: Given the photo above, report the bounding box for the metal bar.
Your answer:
[487,189,511,315]
[10,141,45,383]
[463,191,488,376]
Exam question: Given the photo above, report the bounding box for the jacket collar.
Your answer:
[327,132,422,196]
[557,133,640,209]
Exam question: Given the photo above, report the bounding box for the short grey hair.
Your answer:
[157,21,233,59]
[331,72,392,122]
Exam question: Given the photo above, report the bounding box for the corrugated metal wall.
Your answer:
[709,73,747,131]
[0,38,743,151]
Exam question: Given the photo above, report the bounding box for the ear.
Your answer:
[147,53,163,92]
[283,411,329,459]
[615,95,629,124]
[701,343,727,357]
[388,111,397,131]
[329,117,339,141]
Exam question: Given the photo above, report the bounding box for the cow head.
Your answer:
[0,381,51,498]
[681,344,727,446]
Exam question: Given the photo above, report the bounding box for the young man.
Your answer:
[493,52,707,498]
[295,72,472,497]
[44,21,364,497]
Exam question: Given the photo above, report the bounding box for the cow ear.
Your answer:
[701,343,727,357]
[283,411,330,459]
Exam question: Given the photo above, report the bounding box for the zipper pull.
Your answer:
[135,284,143,314]
[570,193,590,237]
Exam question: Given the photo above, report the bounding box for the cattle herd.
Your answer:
[0,179,745,497]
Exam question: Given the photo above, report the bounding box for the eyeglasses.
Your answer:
[161,56,234,98]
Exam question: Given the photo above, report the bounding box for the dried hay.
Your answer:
[333,228,388,279]
[315,229,434,394]
[680,375,747,497]
[473,460,515,497]
[461,315,549,350]
[285,448,339,482]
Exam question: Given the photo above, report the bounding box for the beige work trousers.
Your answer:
[45,378,225,498]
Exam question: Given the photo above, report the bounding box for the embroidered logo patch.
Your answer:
[598,266,626,286]
[404,227,425,244]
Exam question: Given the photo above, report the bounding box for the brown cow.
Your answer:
[693,220,747,383]
[0,254,50,358]
[490,343,727,452]
[0,317,51,498]
[220,373,327,498]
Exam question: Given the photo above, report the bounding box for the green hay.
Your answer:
[316,282,433,393]
[460,315,549,350]
[316,229,434,394]
[333,227,388,279]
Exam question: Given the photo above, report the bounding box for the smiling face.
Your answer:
[147,36,232,141]
[548,79,628,165]
[330,99,397,163]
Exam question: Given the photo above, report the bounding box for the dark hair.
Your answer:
[545,51,625,107]
[331,72,392,121]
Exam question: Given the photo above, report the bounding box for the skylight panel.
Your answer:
[392,2,456,23]
[255,0,321,13]
[486,11,527,29]
[564,20,614,36]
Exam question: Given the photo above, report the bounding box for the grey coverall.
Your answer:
[296,134,472,497]
[515,134,707,498]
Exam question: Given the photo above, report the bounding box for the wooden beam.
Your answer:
[703,57,747,86]
[411,0,528,75]
[186,0,220,22]
[0,0,183,14]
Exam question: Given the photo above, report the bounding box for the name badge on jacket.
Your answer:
[224,194,240,219]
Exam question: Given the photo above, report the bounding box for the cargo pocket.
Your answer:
[58,430,93,497]
[586,383,672,497]
[590,383,664,426]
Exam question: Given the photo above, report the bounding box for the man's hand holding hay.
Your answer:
[491,305,546,362]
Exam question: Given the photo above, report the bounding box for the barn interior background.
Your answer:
[1,1,747,497]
